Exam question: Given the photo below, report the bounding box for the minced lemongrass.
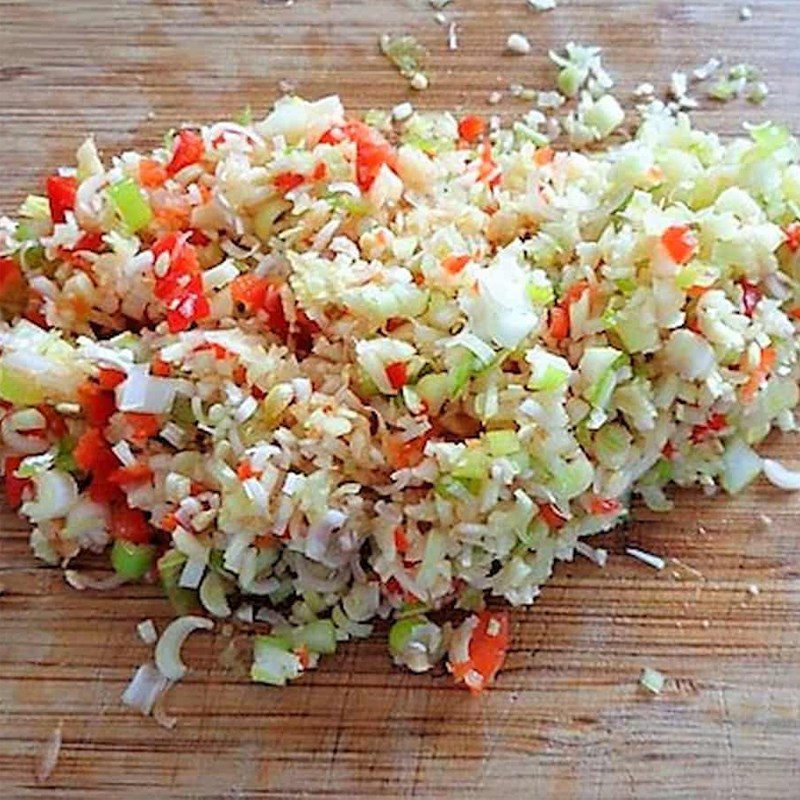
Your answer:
[2,80,800,699]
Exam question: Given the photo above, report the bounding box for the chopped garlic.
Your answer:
[410,72,429,91]
[392,101,414,122]
[506,33,532,55]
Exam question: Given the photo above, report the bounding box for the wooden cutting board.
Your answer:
[1,1,800,797]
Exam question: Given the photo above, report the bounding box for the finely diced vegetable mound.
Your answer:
[1,84,799,696]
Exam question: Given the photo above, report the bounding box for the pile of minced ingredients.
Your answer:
[1,78,800,705]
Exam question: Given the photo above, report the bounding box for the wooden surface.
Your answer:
[2,1,800,797]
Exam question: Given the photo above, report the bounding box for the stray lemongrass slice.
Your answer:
[122,662,169,715]
[625,547,665,570]
[763,459,800,491]
[154,615,214,681]
[136,618,158,645]
[640,667,666,695]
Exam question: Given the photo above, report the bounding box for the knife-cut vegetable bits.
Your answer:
[1,89,800,698]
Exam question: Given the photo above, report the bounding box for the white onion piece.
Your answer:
[154,616,214,681]
[116,365,182,414]
[0,428,49,456]
[178,557,206,589]
[294,557,349,593]
[75,173,107,226]
[305,509,347,561]
[1,413,50,455]
[76,337,135,372]
[21,470,78,522]
[122,662,169,715]
[173,527,210,564]
[763,458,800,491]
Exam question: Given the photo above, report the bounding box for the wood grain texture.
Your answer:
[1,1,800,797]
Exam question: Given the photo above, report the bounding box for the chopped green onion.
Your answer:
[0,364,43,405]
[107,177,153,232]
[486,429,521,457]
[235,104,253,126]
[292,619,337,654]
[111,540,155,580]
[526,282,555,305]
[388,616,427,657]
[447,351,478,398]
[18,195,50,221]
[158,549,198,615]
[250,635,302,685]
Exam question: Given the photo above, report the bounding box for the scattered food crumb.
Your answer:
[759,513,773,526]
[671,557,705,581]
[278,78,296,94]
[697,525,707,536]
[429,0,452,8]
[392,101,414,122]
[739,5,752,20]
[692,57,721,82]
[640,667,666,695]
[487,90,503,105]
[702,619,710,629]
[747,80,769,104]
[36,723,62,784]
[526,0,556,9]
[506,33,532,55]
[536,90,565,109]
[380,33,429,91]
[626,547,666,571]
[747,584,760,596]
[410,72,429,91]
[633,82,655,97]
[708,63,764,102]
[669,71,688,100]
[448,21,458,51]
[434,11,447,24]
[136,618,158,645]
[668,70,699,110]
